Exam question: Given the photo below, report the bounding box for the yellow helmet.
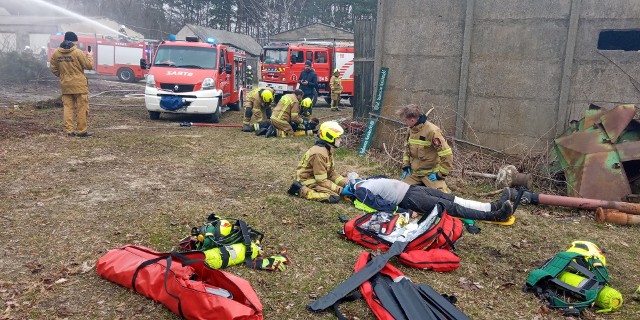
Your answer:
[333,68,340,75]
[301,97,313,108]
[566,240,606,266]
[217,219,233,237]
[260,89,274,103]
[318,121,344,145]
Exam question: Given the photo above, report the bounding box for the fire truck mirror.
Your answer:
[140,58,147,69]
[225,64,233,74]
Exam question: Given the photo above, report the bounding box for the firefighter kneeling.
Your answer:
[256,89,319,138]
[287,121,347,203]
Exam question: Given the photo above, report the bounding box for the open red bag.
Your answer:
[398,249,460,272]
[96,244,263,320]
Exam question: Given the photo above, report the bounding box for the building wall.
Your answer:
[373,0,640,153]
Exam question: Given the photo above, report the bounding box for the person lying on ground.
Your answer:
[343,177,516,222]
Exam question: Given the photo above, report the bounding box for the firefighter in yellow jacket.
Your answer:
[329,68,342,111]
[261,90,319,137]
[242,87,275,132]
[398,104,453,192]
[49,31,94,137]
[287,121,348,203]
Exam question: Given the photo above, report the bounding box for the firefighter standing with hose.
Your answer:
[241,87,275,132]
[287,121,349,203]
[398,104,453,193]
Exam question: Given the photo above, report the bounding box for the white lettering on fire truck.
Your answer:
[166,71,194,76]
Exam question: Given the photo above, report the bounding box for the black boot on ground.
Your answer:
[255,128,268,136]
[320,195,340,204]
[287,181,303,196]
[242,124,254,132]
[265,126,276,138]
[493,200,514,222]
[490,187,512,211]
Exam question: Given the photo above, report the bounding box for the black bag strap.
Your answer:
[331,291,363,320]
[131,254,169,292]
[238,220,254,268]
[163,256,185,319]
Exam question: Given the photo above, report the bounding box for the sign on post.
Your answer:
[358,67,389,156]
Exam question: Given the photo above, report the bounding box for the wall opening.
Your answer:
[598,30,640,51]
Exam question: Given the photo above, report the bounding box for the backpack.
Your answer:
[524,251,622,316]
[96,245,263,320]
[341,204,463,252]
[340,204,462,271]
[178,214,264,252]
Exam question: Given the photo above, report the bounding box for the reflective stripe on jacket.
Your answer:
[272,93,302,124]
[402,120,453,176]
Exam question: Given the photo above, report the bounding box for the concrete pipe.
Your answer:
[595,208,640,225]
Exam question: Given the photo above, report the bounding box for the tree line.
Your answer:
[53,0,377,42]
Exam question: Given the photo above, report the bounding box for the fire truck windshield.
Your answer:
[153,46,217,69]
[263,49,288,65]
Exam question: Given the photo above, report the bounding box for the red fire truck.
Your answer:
[48,33,152,82]
[141,36,246,123]
[260,41,355,105]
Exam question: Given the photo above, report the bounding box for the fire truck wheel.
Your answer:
[149,111,160,120]
[117,67,135,82]
[207,99,221,123]
[323,96,331,105]
[349,96,354,107]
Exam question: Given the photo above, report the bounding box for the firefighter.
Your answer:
[260,90,318,138]
[329,68,343,111]
[49,31,94,137]
[298,60,318,114]
[398,104,453,192]
[287,121,349,203]
[242,86,275,132]
[246,65,254,88]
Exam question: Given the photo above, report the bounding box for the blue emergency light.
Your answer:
[206,37,216,44]
[55,32,63,36]
[169,34,177,41]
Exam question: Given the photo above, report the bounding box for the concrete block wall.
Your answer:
[373,0,640,154]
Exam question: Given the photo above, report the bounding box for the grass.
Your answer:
[1,95,640,320]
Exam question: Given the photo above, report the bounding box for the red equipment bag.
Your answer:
[397,249,460,272]
[341,206,463,252]
[96,245,263,320]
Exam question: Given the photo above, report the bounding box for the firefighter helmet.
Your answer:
[566,240,606,266]
[318,121,344,145]
[301,97,313,109]
[333,68,340,75]
[260,89,274,103]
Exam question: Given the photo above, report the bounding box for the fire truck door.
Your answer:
[218,49,230,100]
[97,45,115,74]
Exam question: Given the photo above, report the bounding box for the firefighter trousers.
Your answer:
[62,94,89,134]
[299,184,339,202]
[242,103,271,125]
[403,173,451,193]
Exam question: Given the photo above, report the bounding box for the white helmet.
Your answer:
[247,65,252,70]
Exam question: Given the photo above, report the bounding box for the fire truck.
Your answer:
[259,41,354,105]
[47,33,152,82]
[141,36,246,123]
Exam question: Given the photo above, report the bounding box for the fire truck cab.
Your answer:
[260,42,354,105]
[47,33,151,82]
[141,36,245,123]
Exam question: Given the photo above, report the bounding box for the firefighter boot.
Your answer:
[255,128,268,136]
[242,124,254,132]
[265,125,277,138]
[320,195,341,204]
[287,181,304,196]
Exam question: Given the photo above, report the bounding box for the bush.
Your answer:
[0,51,54,84]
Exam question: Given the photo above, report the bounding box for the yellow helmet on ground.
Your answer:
[333,68,340,75]
[301,97,313,108]
[260,89,274,103]
[318,121,344,145]
[566,240,606,266]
